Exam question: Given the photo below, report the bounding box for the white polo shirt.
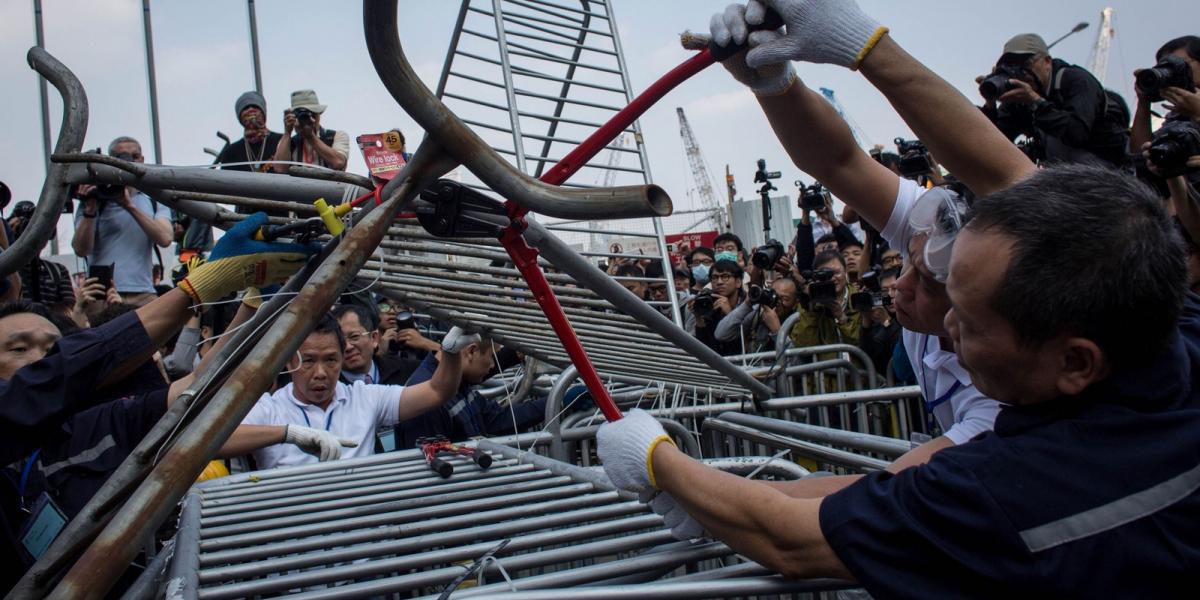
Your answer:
[242,380,404,469]
[881,178,1002,445]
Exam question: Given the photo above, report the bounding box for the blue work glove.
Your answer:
[597,408,676,494]
[180,213,317,305]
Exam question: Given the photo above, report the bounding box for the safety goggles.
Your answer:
[907,186,969,282]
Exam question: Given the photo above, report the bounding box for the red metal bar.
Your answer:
[496,48,717,422]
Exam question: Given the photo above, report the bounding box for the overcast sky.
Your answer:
[1,0,1195,257]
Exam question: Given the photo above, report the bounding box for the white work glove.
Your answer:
[283,424,357,462]
[597,408,676,493]
[440,326,482,354]
[739,0,888,71]
[681,5,796,96]
[641,490,706,541]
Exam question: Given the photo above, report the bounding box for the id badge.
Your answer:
[376,428,396,453]
[19,492,67,561]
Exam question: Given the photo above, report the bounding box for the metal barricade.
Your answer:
[150,442,841,598]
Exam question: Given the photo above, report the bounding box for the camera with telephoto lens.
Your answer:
[850,270,887,313]
[748,284,778,308]
[1148,119,1200,178]
[801,267,838,312]
[1136,55,1195,103]
[751,238,785,270]
[293,107,316,126]
[692,288,716,317]
[979,63,1033,102]
[387,310,417,353]
[797,180,831,212]
[894,138,934,179]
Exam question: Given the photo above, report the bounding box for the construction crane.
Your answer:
[1087,7,1114,85]
[588,133,629,250]
[676,107,727,232]
[819,87,871,151]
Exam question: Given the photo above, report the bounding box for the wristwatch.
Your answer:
[1031,98,1051,113]
[82,212,98,219]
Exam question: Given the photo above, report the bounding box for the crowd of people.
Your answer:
[0,0,1198,594]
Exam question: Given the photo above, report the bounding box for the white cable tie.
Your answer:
[744,448,792,480]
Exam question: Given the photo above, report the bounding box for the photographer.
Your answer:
[793,191,862,276]
[71,136,173,306]
[270,89,350,172]
[1144,129,1200,290]
[858,267,902,376]
[788,250,861,348]
[8,201,74,320]
[714,275,799,351]
[376,299,440,361]
[980,33,1130,169]
[686,259,745,355]
[1130,36,1200,152]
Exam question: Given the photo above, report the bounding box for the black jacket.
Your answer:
[985,59,1130,169]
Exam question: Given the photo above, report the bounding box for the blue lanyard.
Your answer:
[18,449,42,510]
[918,335,963,432]
[299,406,336,431]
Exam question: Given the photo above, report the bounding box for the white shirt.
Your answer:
[881,179,1002,445]
[241,380,404,469]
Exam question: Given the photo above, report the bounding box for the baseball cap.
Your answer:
[1001,33,1048,61]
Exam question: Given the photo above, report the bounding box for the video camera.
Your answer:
[979,63,1033,102]
[751,238,785,270]
[1136,55,1195,103]
[754,158,781,186]
[747,284,778,308]
[797,180,831,212]
[1148,118,1200,178]
[850,270,890,313]
[894,138,934,179]
[802,267,838,312]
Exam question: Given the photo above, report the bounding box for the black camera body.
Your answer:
[894,137,934,179]
[798,181,830,211]
[802,267,839,312]
[1148,119,1200,178]
[850,270,888,313]
[692,288,716,317]
[387,310,418,353]
[293,107,316,126]
[751,238,785,270]
[748,284,778,308]
[979,63,1032,102]
[1136,55,1195,103]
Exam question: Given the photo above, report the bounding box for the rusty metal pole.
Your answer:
[46,142,452,599]
[0,48,87,278]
